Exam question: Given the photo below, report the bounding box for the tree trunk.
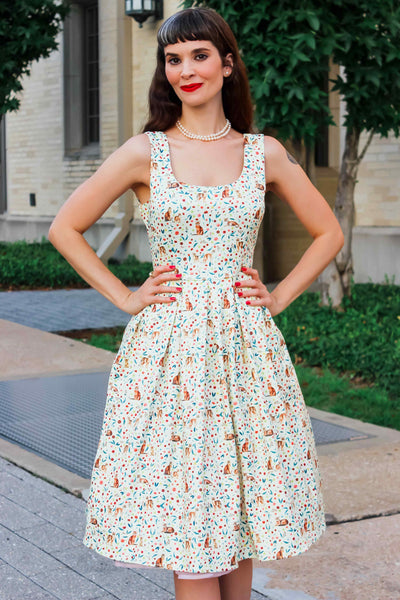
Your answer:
[319,126,360,308]
[305,144,316,185]
[292,138,316,185]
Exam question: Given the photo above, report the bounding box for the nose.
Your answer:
[180,59,195,79]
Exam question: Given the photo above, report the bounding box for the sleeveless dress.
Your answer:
[82,131,327,578]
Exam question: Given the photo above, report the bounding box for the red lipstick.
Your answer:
[180,83,203,92]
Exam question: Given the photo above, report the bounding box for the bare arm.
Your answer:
[264,136,344,312]
[48,133,150,311]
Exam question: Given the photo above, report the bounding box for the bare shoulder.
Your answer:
[117,132,151,188]
[122,132,151,164]
[263,135,289,162]
[263,135,301,185]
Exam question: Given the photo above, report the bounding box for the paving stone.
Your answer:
[0,287,137,332]
[0,479,84,539]
[0,470,79,514]
[0,525,63,577]
[52,544,176,595]
[1,460,85,509]
[30,565,116,600]
[32,552,175,599]
[253,514,400,600]
[0,495,46,531]
[16,522,83,554]
[252,592,274,600]
[0,563,58,600]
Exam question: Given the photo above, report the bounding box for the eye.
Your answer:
[166,53,208,65]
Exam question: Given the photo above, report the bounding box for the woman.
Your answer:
[48,7,344,600]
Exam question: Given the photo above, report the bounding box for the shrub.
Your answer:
[0,237,151,290]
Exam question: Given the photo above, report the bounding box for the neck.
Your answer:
[179,101,227,136]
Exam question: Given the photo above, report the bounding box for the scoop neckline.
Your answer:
[160,131,250,190]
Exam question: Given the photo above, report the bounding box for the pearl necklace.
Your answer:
[176,118,231,141]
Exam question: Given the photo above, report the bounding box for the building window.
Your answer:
[63,1,99,158]
[85,4,99,144]
[0,115,6,214]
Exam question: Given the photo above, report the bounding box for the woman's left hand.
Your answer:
[233,266,283,317]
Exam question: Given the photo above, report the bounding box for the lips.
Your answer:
[180,83,203,92]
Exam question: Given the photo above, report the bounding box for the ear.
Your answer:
[223,52,234,74]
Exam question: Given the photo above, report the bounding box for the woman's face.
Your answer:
[164,39,232,106]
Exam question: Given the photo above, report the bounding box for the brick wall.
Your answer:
[354,131,400,227]
[6,30,67,218]
[5,0,181,226]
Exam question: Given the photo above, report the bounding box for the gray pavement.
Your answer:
[0,456,270,599]
[0,288,399,600]
[0,287,138,332]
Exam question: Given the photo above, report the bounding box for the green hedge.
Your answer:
[274,282,400,401]
[0,238,151,290]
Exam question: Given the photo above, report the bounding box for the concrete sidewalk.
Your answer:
[0,317,399,599]
[0,286,137,333]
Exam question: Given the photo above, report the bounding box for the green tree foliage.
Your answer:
[182,0,336,147]
[182,1,400,306]
[183,1,400,142]
[0,0,71,116]
[331,1,400,137]
[322,2,400,306]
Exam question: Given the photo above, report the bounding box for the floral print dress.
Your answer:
[82,131,327,577]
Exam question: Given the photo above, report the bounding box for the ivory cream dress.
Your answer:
[82,131,327,578]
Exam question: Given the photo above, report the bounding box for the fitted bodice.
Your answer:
[138,131,266,283]
[84,133,327,574]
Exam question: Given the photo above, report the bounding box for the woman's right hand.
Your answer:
[119,264,182,316]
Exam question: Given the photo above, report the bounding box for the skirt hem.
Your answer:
[82,520,327,575]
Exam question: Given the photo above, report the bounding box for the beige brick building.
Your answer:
[0,0,399,284]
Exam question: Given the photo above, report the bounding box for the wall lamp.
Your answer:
[125,0,163,28]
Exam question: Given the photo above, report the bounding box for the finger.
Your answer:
[150,295,177,303]
[244,293,268,305]
[155,285,182,294]
[240,290,262,300]
[237,288,261,297]
[235,279,258,288]
[158,271,182,283]
[152,264,177,278]
[241,266,259,279]
[246,295,274,308]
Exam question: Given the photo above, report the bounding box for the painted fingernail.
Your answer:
[234,282,240,287]
[176,273,182,278]
[241,266,247,271]
[238,292,243,297]
[170,296,176,300]
[246,300,251,305]
[176,287,182,291]
[169,265,175,269]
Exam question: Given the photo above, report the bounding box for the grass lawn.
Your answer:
[295,362,396,429]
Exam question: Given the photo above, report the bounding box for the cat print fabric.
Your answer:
[82,131,326,576]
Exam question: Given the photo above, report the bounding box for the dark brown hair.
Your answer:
[141,7,255,133]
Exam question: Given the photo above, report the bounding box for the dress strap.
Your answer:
[245,133,265,190]
[144,131,171,195]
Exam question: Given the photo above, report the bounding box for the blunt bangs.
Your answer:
[143,6,254,134]
[157,8,219,49]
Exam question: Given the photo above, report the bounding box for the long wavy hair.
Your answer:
[141,7,255,134]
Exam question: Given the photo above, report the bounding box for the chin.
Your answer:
[179,91,220,107]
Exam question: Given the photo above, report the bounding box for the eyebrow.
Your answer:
[165,47,211,58]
